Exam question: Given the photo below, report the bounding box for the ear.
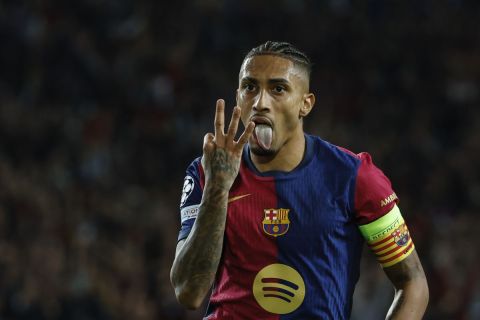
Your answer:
[236,89,239,105]
[299,93,315,117]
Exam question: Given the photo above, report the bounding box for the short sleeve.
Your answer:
[177,157,204,241]
[354,152,398,225]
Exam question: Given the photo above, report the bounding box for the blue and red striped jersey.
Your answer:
[177,134,398,319]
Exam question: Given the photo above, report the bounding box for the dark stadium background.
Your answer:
[0,0,479,319]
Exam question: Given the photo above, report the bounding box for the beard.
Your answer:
[249,144,277,157]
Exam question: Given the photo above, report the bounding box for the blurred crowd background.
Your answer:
[0,0,479,319]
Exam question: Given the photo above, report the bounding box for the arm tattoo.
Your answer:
[209,149,239,189]
[211,149,236,174]
[173,184,228,293]
[172,148,240,300]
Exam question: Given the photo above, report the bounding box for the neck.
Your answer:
[250,131,306,173]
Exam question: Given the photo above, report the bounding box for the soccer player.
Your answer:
[170,41,429,319]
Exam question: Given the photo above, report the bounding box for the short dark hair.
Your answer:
[243,41,312,78]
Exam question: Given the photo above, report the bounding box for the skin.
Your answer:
[170,54,429,318]
[384,250,429,319]
[237,55,315,172]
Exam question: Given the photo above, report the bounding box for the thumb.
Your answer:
[203,132,215,152]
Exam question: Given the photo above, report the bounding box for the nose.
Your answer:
[252,89,271,113]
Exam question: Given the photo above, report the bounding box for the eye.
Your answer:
[273,85,285,93]
[243,83,256,92]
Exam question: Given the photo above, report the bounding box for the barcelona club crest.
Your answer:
[263,208,290,237]
[392,223,410,246]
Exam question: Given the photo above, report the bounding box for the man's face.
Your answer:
[237,55,312,156]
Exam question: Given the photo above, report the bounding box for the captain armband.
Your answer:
[358,205,415,268]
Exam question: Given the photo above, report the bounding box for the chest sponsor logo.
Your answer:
[262,208,290,237]
[252,263,305,314]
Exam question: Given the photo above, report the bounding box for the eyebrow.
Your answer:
[269,78,290,86]
[240,77,291,85]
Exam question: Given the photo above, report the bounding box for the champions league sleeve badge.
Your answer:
[262,208,290,237]
[180,175,195,207]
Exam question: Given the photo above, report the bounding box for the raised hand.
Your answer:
[202,99,255,191]
[171,100,255,309]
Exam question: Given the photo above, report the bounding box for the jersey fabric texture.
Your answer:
[177,134,398,319]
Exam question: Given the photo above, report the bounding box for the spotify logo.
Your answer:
[252,264,305,314]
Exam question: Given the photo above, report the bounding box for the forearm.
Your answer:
[386,274,429,319]
[383,250,429,320]
[170,182,229,308]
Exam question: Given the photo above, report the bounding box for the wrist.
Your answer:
[198,182,229,217]
[203,182,229,201]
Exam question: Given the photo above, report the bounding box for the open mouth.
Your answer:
[251,116,273,127]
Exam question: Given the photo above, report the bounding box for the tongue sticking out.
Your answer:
[255,124,273,150]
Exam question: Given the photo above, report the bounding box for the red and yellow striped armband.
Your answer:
[358,205,415,268]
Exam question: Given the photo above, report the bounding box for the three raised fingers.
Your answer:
[213,99,254,150]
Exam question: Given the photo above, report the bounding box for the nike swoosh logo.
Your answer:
[228,194,251,203]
